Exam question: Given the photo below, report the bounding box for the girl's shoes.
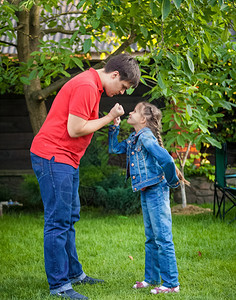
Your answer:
[132,281,150,289]
[150,285,180,294]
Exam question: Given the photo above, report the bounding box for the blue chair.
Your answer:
[213,143,236,222]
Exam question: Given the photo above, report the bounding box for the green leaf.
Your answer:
[200,94,213,106]
[162,0,171,20]
[40,54,46,64]
[173,0,182,9]
[45,4,52,13]
[126,87,135,95]
[140,26,149,39]
[199,124,209,134]
[182,61,192,79]
[60,69,71,77]
[29,69,37,80]
[219,100,233,110]
[71,57,84,70]
[221,27,229,42]
[186,54,194,73]
[177,134,186,147]
[203,43,211,59]
[78,0,86,9]
[205,136,222,148]
[172,95,177,105]
[189,123,198,132]
[165,136,176,149]
[91,18,100,29]
[157,73,166,90]
[96,7,103,19]
[186,104,192,117]
[20,77,30,85]
[83,38,92,53]
[6,31,13,40]
[79,25,87,34]
[38,69,44,78]
[150,1,158,16]
[174,114,181,126]
[142,75,157,82]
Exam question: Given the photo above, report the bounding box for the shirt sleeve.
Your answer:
[69,84,98,120]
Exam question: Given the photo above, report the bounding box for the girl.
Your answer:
[108,101,189,294]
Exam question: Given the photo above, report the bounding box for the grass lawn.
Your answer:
[0,206,235,300]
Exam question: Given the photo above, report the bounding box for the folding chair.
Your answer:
[213,143,236,222]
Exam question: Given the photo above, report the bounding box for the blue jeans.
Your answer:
[141,180,179,288]
[31,153,85,292]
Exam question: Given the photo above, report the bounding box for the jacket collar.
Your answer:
[134,127,152,139]
[128,127,152,143]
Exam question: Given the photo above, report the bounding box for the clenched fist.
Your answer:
[113,116,121,126]
[109,103,125,119]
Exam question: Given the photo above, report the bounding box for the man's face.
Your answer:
[104,71,131,97]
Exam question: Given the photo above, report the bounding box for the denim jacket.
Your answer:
[109,125,180,192]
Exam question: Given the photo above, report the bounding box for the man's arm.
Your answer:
[67,103,124,138]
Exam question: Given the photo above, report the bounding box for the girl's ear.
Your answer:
[141,116,146,125]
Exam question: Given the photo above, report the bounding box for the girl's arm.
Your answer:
[108,120,127,154]
[140,133,180,187]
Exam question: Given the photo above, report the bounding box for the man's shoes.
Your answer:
[52,288,88,299]
[73,275,104,285]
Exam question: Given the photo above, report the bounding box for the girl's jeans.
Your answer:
[141,180,179,288]
[31,153,84,292]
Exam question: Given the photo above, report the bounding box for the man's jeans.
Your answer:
[141,180,179,288]
[31,153,85,292]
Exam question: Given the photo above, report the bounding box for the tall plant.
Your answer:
[1,0,235,136]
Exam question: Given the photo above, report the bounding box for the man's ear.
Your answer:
[111,71,120,79]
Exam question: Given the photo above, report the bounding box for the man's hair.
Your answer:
[104,53,141,88]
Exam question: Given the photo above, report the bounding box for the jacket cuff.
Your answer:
[109,125,120,131]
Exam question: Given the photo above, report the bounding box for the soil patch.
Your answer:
[171,204,212,215]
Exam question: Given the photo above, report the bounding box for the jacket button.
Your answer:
[162,176,165,179]
[134,188,137,191]
[132,176,135,179]
[131,163,134,167]
[131,152,134,155]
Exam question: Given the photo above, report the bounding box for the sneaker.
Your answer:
[150,285,180,294]
[73,275,104,285]
[52,288,88,299]
[132,281,150,289]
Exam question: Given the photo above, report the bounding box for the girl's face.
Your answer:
[127,104,146,130]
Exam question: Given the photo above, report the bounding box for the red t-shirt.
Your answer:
[30,68,104,168]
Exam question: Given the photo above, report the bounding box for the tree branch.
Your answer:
[182,141,191,167]
[40,10,84,24]
[42,27,76,35]
[0,40,17,47]
[31,31,137,101]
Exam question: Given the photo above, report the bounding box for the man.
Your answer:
[30,53,140,299]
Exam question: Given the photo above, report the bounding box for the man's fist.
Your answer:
[109,103,125,118]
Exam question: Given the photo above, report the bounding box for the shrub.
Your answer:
[20,175,42,208]
[181,153,215,182]
[0,185,12,202]
[94,172,141,215]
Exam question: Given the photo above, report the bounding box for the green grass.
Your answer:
[0,207,235,300]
